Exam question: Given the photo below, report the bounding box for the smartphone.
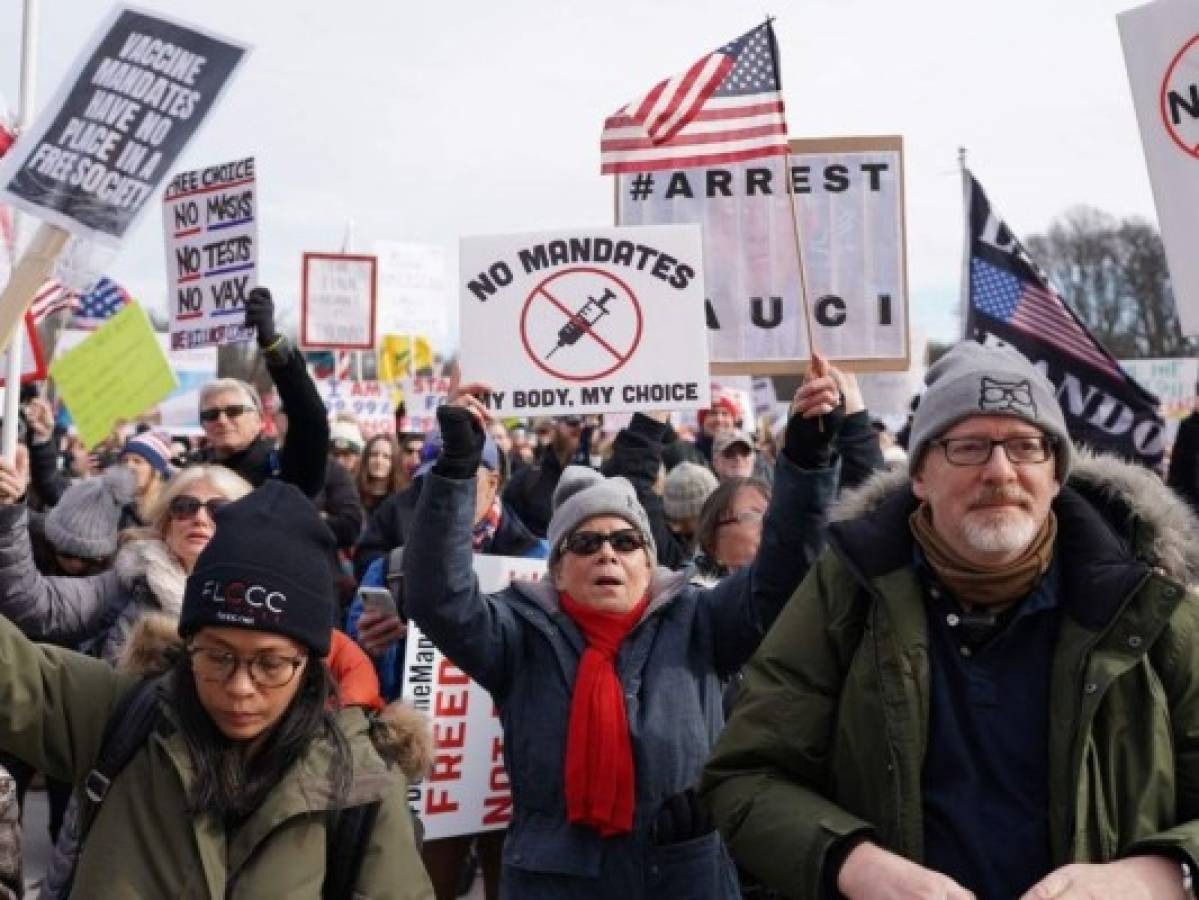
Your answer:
[358,586,399,620]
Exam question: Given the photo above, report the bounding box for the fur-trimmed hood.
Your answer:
[113,538,187,618]
[118,615,433,781]
[832,447,1199,586]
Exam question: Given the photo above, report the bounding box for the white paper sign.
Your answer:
[315,378,394,437]
[402,555,547,840]
[1119,357,1198,442]
[617,137,909,371]
[460,224,710,416]
[398,375,451,435]
[373,240,450,337]
[157,342,218,434]
[163,156,256,350]
[1119,0,1199,336]
[301,253,377,350]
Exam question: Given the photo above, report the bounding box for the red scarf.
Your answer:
[559,590,649,837]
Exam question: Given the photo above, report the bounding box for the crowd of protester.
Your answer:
[0,289,1194,897]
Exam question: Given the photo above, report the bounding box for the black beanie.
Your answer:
[178,480,335,656]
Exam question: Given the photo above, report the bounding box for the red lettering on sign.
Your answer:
[425,787,460,815]
[430,753,463,782]
[492,736,504,762]
[482,793,512,826]
[434,688,468,718]
[434,720,466,749]
[438,658,469,685]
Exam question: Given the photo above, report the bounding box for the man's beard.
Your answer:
[961,487,1039,554]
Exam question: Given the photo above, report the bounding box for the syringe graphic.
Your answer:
[545,289,617,359]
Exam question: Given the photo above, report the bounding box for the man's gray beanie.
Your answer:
[45,464,137,559]
[908,341,1072,482]
[547,466,656,566]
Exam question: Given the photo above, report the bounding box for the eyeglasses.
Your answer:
[717,509,765,528]
[561,528,647,556]
[187,645,307,689]
[934,435,1055,467]
[720,445,753,459]
[169,495,230,521]
[199,404,253,423]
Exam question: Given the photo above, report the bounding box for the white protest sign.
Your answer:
[0,316,48,387]
[373,240,450,337]
[1119,0,1199,336]
[402,555,546,840]
[1119,357,1198,443]
[163,157,256,350]
[158,343,218,434]
[460,224,710,417]
[315,379,394,437]
[617,137,909,373]
[398,375,451,435]
[0,7,249,246]
[301,253,377,350]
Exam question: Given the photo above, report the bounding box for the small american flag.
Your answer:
[600,21,789,174]
[29,279,79,324]
[73,276,131,330]
[970,257,1122,379]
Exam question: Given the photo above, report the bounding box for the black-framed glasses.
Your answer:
[717,508,765,528]
[934,435,1055,467]
[187,645,307,689]
[561,528,646,556]
[169,495,230,521]
[199,404,252,423]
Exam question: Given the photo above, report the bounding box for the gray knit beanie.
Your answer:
[908,341,1072,482]
[44,465,136,559]
[664,462,718,521]
[547,466,656,566]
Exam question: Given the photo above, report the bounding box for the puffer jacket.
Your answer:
[404,453,838,899]
[0,504,185,662]
[0,610,434,898]
[702,451,1199,899]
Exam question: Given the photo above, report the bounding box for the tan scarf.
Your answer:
[909,504,1057,606]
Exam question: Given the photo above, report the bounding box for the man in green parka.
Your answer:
[703,342,1199,900]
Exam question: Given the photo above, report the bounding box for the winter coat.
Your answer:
[0,612,434,899]
[501,443,571,538]
[197,343,329,498]
[0,504,185,663]
[313,459,365,552]
[702,452,1199,899]
[1167,410,1199,514]
[404,453,838,899]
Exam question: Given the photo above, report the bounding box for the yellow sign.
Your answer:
[378,334,433,383]
[49,304,179,448]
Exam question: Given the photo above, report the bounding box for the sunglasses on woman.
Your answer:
[169,495,230,521]
[561,528,647,556]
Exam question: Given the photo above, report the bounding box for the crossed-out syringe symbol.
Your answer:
[545,288,618,359]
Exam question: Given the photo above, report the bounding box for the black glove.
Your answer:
[784,397,846,470]
[432,405,485,480]
[651,788,715,846]
[244,287,280,347]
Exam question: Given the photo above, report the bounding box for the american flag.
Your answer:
[29,279,79,324]
[72,276,131,329]
[600,21,789,174]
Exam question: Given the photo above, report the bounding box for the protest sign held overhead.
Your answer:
[49,303,178,448]
[0,7,249,246]
[1118,357,1199,443]
[316,379,394,437]
[1119,0,1199,336]
[0,316,47,387]
[963,171,1165,467]
[373,241,450,337]
[617,138,909,373]
[403,555,544,840]
[460,225,710,416]
[398,375,452,434]
[301,252,378,350]
[163,156,256,349]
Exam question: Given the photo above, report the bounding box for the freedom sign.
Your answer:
[617,136,909,373]
[301,253,377,350]
[402,555,546,840]
[1119,0,1199,336]
[0,7,248,246]
[163,156,256,349]
[460,224,710,416]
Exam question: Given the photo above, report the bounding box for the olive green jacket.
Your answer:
[0,611,433,899]
[703,453,1199,899]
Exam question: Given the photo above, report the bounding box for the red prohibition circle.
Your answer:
[519,266,643,383]
[1159,33,1199,160]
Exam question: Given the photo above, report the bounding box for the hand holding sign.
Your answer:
[785,351,845,470]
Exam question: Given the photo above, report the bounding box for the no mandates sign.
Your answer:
[459,224,710,416]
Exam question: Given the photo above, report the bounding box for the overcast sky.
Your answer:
[0,0,1163,350]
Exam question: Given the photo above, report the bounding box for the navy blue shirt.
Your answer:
[920,557,1061,900]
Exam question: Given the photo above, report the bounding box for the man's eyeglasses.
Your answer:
[187,645,307,689]
[199,404,253,423]
[934,435,1055,467]
[717,509,765,528]
[169,495,230,521]
[561,528,647,556]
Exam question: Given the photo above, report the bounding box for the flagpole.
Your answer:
[783,150,818,363]
[3,0,39,463]
[958,146,971,343]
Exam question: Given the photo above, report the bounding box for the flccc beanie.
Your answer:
[178,480,336,656]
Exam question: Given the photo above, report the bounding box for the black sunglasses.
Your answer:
[199,404,253,423]
[561,528,646,556]
[169,495,230,521]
